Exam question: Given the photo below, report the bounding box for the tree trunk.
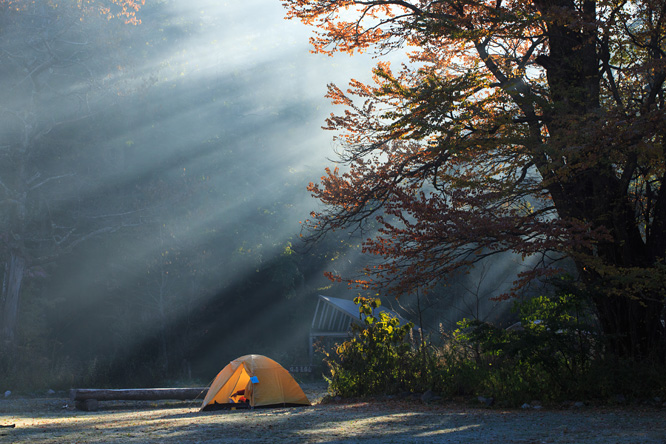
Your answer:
[1,250,26,346]
[592,292,665,361]
[532,0,666,362]
[70,387,208,410]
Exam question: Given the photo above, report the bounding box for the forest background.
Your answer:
[0,0,511,391]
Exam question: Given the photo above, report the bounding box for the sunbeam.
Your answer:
[0,0,566,391]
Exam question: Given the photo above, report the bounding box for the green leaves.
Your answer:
[445,291,605,403]
[326,297,420,397]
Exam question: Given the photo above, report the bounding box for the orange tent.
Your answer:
[200,354,310,410]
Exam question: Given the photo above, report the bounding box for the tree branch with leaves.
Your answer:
[285,0,666,361]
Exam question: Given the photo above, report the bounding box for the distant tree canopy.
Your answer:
[284,0,666,362]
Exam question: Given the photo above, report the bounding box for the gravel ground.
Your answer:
[1,383,665,443]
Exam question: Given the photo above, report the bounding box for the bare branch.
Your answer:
[28,173,76,191]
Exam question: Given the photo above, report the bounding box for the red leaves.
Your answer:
[303,127,606,296]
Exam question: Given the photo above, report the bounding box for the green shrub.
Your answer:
[435,292,602,404]
[325,297,436,397]
[438,291,666,405]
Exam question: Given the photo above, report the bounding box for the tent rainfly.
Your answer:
[309,295,411,362]
[200,354,310,410]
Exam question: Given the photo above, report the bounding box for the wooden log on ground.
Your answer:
[70,388,208,411]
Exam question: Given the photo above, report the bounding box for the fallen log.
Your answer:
[70,388,208,411]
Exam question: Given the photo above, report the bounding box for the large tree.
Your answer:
[284,0,666,361]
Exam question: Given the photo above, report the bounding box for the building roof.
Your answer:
[310,295,409,335]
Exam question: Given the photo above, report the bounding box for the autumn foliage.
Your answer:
[284,1,666,361]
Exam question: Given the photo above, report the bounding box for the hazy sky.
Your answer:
[156,0,381,136]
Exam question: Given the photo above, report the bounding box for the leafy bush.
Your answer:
[325,297,436,397]
[324,292,666,405]
[436,293,600,403]
[438,291,666,405]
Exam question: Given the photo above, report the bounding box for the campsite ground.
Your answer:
[1,382,665,443]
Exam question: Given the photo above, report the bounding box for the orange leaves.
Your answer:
[325,84,355,106]
[315,20,388,55]
[97,0,145,24]
[284,0,419,55]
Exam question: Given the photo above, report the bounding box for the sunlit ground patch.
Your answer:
[415,423,481,436]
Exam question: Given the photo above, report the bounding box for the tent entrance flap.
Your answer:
[210,365,251,406]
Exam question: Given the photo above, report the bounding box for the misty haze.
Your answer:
[2,1,666,443]
[0,0,527,390]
